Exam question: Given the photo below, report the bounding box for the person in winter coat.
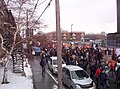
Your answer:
[89,62,96,79]
[40,54,46,75]
[104,62,110,87]
[109,59,116,77]
[95,67,102,88]
[77,61,85,70]
[98,68,107,89]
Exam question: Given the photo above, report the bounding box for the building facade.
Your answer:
[107,0,120,47]
[84,33,106,41]
[46,31,85,42]
[107,33,120,47]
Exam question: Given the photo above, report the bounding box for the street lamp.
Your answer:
[70,24,73,48]
[71,24,73,38]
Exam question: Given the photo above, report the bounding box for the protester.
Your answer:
[109,59,116,77]
[104,61,110,87]
[98,67,107,89]
[89,59,96,79]
[77,61,85,70]
[95,67,102,88]
[40,54,46,75]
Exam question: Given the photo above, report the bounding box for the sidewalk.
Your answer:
[29,56,56,89]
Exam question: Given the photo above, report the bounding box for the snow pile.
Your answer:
[0,58,34,89]
[24,58,32,79]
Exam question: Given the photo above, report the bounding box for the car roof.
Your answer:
[50,56,57,60]
[50,57,65,62]
[64,65,83,71]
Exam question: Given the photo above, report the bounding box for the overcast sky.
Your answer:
[38,0,117,34]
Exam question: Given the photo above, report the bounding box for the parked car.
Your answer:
[48,56,66,74]
[115,60,120,71]
[62,65,96,89]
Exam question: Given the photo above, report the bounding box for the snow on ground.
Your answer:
[0,58,34,89]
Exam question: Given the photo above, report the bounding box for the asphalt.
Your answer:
[29,55,119,89]
[29,56,56,89]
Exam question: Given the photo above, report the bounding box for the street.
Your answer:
[46,64,118,89]
[29,56,57,89]
[29,56,119,89]
[0,0,120,89]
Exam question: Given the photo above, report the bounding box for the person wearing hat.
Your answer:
[98,67,107,89]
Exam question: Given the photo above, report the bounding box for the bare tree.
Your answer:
[0,0,47,84]
[6,0,47,34]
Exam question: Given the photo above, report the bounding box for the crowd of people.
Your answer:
[34,45,120,89]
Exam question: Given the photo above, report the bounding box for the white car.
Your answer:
[62,65,96,89]
[115,61,120,71]
[48,56,66,74]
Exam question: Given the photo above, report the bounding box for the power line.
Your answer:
[30,0,53,29]
[31,0,40,17]
[38,0,48,6]
[31,0,48,18]
[30,0,48,23]
[6,0,10,6]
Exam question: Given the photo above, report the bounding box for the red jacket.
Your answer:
[95,67,102,78]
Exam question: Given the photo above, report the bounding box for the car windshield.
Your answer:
[71,70,89,80]
[53,59,65,65]
[53,60,57,65]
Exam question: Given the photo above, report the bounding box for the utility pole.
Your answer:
[55,0,62,89]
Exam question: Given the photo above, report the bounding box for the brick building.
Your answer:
[84,33,106,41]
[46,31,85,42]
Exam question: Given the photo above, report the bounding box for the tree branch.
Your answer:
[9,28,19,55]
[29,0,53,29]
[0,34,9,55]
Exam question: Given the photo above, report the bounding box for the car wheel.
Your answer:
[70,86,74,89]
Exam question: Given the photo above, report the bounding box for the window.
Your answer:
[71,70,89,80]
[53,59,65,65]
[62,68,66,72]
[53,60,57,65]
[49,58,52,64]
[65,69,70,77]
